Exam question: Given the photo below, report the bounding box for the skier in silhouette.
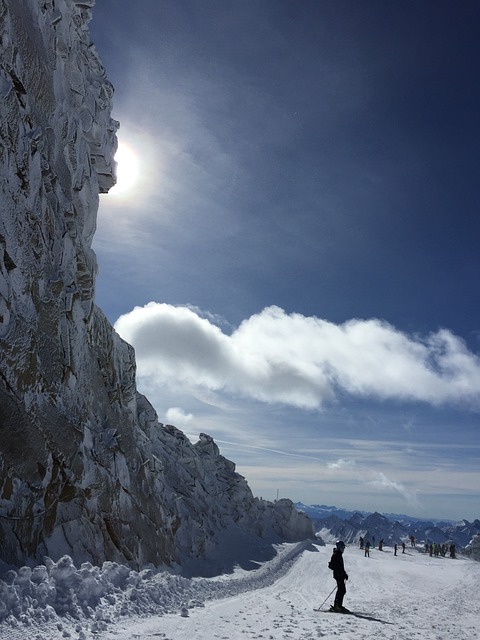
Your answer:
[329,540,349,613]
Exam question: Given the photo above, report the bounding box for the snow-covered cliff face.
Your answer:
[0,0,314,572]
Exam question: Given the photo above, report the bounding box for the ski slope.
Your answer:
[113,542,478,640]
[1,541,479,639]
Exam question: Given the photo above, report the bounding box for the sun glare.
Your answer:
[111,142,140,196]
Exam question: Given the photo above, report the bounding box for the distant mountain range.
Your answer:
[295,503,480,549]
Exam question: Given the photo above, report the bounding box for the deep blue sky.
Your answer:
[89,1,480,520]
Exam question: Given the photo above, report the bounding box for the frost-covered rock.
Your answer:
[0,0,313,572]
[462,535,480,562]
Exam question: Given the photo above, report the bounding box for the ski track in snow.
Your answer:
[1,541,479,640]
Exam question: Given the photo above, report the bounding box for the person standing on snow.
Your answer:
[329,540,349,613]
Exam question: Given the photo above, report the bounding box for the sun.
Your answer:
[110,141,140,196]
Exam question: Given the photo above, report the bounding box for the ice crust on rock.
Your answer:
[463,535,480,562]
[0,0,313,573]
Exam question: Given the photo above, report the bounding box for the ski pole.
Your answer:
[317,586,337,611]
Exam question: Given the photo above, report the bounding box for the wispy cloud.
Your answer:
[367,471,420,510]
[115,302,480,410]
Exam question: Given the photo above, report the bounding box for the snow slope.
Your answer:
[1,541,478,640]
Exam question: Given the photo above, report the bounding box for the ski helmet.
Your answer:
[336,540,345,551]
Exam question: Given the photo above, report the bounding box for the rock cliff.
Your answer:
[0,0,313,573]
[463,534,480,562]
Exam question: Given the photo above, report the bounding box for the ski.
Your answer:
[313,606,353,614]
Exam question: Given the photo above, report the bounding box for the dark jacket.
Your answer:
[329,548,348,581]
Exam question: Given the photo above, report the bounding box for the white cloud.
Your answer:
[327,458,357,470]
[114,303,480,411]
[165,407,194,427]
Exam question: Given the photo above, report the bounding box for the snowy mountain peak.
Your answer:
[299,504,479,549]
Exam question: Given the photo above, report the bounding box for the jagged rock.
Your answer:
[462,534,480,561]
[316,515,359,544]
[0,0,314,573]
[445,519,480,548]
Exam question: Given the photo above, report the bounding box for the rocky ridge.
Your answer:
[0,0,313,573]
[463,535,480,561]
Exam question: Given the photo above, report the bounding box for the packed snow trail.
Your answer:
[1,541,479,640]
[100,543,480,640]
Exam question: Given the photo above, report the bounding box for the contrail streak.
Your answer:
[215,439,324,462]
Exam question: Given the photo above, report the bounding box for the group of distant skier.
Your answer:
[358,535,388,555]
[357,534,456,558]
[426,542,456,558]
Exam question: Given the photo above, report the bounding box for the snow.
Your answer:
[1,540,479,640]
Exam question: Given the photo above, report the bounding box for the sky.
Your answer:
[89,0,480,522]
